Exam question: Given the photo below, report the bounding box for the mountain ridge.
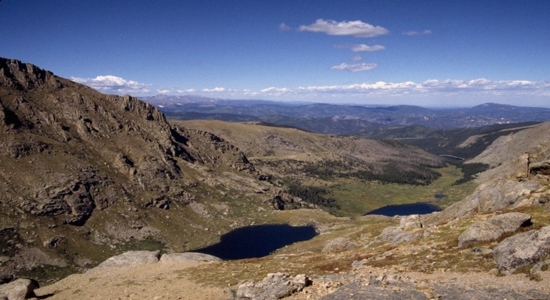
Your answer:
[146,94,550,132]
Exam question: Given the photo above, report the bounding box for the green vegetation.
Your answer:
[286,182,340,210]
[332,164,477,216]
[270,158,442,185]
[344,164,441,186]
[452,162,490,185]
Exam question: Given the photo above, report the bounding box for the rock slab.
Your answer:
[493,225,550,273]
[97,250,160,268]
[159,252,221,263]
[236,273,311,300]
[458,212,531,247]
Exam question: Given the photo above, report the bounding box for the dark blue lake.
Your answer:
[192,224,318,260]
[364,202,441,217]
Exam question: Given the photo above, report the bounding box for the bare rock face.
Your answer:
[236,273,311,300]
[458,212,532,247]
[0,278,38,300]
[493,226,550,273]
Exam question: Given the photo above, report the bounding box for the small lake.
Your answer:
[192,224,317,260]
[364,202,441,217]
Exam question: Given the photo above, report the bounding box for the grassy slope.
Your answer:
[173,120,475,217]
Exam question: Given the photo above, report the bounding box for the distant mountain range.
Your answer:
[142,95,550,134]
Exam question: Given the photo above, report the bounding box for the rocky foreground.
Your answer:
[3,206,550,300]
[3,244,548,300]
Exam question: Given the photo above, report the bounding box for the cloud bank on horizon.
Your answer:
[72,75,550,107]
[2,0,549,107]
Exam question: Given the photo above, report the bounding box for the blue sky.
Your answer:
[1,0,549,107]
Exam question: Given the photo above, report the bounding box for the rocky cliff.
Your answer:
[0,58,260,282]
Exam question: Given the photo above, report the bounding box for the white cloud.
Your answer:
[251,79,550,105]
[299,19,389,37]
[71,75,151,94]
[202,87,227,92]
[403,29,432,36]
[157,89,172,94]
[331,63,377,72]
[350,44,385,52]
[279,23,291,31]
[156,88,196,94]
[352,55,363,61]
[202,87,239,93]
[335,44,385,52]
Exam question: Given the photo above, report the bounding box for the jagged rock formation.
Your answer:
[0,57,260,281]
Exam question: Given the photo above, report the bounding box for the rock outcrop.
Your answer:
[0,57,261,281]
[423,122,550,225]
[159,252,221,263]
[458,212,532,247]
[96,251,160,268]
[236,273,311,300]
[493,226,550,273]
[378,215,425,245]
[319,276,549,300]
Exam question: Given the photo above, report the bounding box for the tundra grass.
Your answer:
[330,164,477,217]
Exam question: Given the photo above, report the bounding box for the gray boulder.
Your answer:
[97,250,160,268]
[0,278,38,300]
[399,214,422,230]
[493,226,550,273]
[236,273,311,300]
[458,222,503,248]
[486,212,531,233]
[159,252,221,263]
[458,212,531,247]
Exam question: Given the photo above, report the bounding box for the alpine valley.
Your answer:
[2,58,550,300]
